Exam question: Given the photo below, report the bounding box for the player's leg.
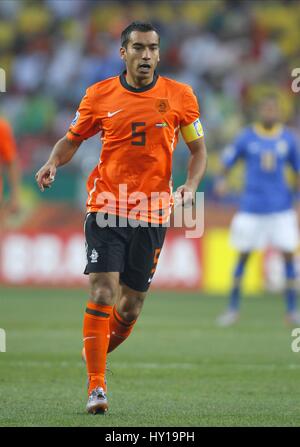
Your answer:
[282,252,300,325]
[217,212,262,326]
[83,212,126,413]
[84,272,119,389]
[217,252,251,326]
[228,251,251,310]
[84,272,119,413]
[107,224,167,352]
[108,283,147,353]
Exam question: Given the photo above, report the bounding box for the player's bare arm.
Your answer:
[175,137,207,206]
[35,136,81,192]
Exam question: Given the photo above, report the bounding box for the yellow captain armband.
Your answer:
[180,117,204,143]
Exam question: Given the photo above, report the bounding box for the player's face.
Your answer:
[259,98,280,127]
[120,31,160,83]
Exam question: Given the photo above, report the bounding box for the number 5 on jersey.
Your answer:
[131,122,146,146]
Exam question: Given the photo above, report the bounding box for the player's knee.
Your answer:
[119,293,146,322]
[90,285,116,305]
[89,277,118,306]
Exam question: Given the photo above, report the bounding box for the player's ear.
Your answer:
[120,47,126,61]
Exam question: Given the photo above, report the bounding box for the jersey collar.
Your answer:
[253,123,283,138]
[119,70,159,93]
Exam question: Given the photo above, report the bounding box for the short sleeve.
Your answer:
[221,131,246,168]
[0,119,17,163]
[180,86,200,127]
[287,132,300,173]
[66,87,100,142]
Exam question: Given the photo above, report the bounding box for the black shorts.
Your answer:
[84,212,167,292]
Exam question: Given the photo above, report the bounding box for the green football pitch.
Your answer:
[0,287,300,427]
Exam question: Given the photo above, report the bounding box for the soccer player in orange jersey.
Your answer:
[36,22,207,414]
[0,117,20,220]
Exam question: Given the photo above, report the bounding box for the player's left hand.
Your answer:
[174,184,195,208]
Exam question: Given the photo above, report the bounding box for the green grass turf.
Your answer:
[0,287,300,427]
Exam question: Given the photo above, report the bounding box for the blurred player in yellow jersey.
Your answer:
[0,117,20,223]
[36,21,207,414]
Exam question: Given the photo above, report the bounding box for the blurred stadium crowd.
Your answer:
[0,0,300,207]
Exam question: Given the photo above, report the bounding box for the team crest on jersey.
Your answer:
[71,111,80,126]
[155,99,170,114]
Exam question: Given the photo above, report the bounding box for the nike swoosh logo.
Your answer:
[83,336,96,341]
[107,109,123,117]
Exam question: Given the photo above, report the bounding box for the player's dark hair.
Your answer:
[121,21,160,48]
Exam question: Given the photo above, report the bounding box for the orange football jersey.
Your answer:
[66,71,200,223]
[0,118,17,199]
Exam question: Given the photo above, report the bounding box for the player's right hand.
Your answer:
[35,163,56,192]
